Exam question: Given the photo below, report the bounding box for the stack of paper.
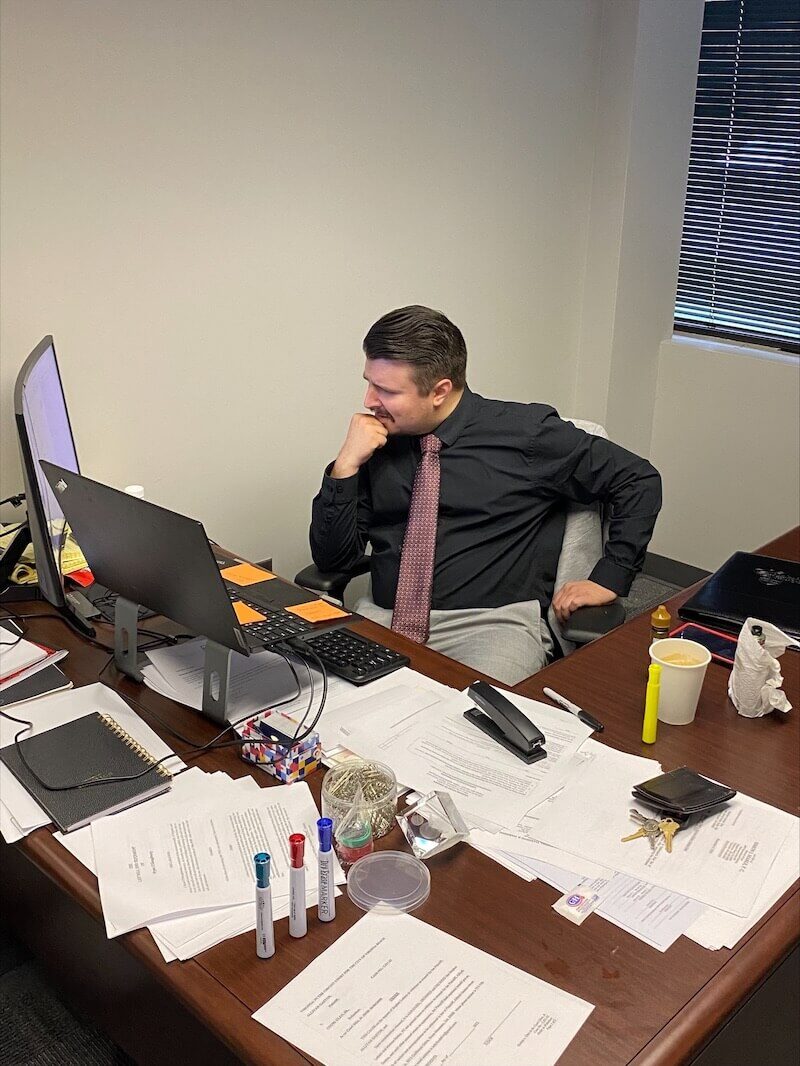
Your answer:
[340,685,594,829]
[0,620,67,691]
[56,769,345,961]
[0,683,184,844]
[317,676,798,955]
[142,638,298,717]
[467,730,799,953]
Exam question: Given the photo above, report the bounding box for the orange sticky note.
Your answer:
[232,601,266,625]
[285,600,350,623]
[222,563,276,586]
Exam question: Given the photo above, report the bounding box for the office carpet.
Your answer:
[622,573,683,620]
[0,923,133,1066]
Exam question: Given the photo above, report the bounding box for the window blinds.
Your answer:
[674,0,799,353]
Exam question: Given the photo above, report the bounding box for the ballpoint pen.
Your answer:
[542,687,604,732]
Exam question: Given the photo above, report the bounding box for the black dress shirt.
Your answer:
[310,388,662,612]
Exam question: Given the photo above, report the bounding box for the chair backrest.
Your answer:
[546,418,608,656]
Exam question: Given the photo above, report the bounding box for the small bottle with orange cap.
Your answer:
[650,604,671,644]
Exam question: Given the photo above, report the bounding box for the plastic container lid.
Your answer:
[346,851,431,914]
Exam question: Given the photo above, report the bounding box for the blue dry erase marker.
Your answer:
[317,818,336,922]
[254,853,275,959]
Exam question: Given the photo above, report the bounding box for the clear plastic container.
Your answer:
[346,851,431,914]
[321,758,397,839]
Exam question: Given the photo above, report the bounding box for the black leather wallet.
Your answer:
[632,767,736,817]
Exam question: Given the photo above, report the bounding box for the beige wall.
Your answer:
[2,0,798,582]
[0,0,602,578]
[649,338,800,570]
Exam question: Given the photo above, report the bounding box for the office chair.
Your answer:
[295,419,626,658]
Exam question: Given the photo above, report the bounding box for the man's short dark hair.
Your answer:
[363,305,467,394]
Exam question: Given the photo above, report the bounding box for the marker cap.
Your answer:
[317,818,333,852]
[289,833,305,868]
[254,852,271,888]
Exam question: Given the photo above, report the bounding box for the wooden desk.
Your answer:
[2,529,798,1065]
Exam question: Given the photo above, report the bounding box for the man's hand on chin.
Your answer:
[552,580,617,624]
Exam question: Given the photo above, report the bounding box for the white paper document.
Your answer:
[522,855,706,952]
[143,638,297,716]
[272,666,456,755]
[685,803,800,950]
[530,744,795,916]
[343,688,593,829]
[253,911,593,1066]
[467,743,652,875]
[0,623,47,678]
[91,778,343,936]
[55,769,342,960]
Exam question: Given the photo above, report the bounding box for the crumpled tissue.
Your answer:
[728,617,799,718]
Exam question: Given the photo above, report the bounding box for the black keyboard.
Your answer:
[289,628,410,685]
[228,590,314,647]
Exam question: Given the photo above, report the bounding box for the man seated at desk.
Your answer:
[310,305,662,684]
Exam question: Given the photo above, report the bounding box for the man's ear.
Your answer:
[431,378,453,407]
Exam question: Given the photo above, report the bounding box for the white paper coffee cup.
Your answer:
[650,638,711,726]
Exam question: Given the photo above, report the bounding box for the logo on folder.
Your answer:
[756,568,800,588]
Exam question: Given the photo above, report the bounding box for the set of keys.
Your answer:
[621,809,680,853]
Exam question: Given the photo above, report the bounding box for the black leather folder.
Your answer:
[679,551,800,640]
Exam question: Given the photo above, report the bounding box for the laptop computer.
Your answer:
[679,551,800,641]
[40,462,349,655]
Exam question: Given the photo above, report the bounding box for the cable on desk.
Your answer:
[0,624,326,792]
[279,642,328,745]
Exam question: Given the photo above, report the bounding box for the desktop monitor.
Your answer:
[12,336,93,633]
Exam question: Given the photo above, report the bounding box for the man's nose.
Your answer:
[364,384,379,409]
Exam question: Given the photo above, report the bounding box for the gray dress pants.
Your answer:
[355,596,553,687]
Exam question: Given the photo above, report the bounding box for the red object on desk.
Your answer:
[66,568,94,588]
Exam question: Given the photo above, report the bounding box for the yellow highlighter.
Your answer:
[642,663,661,744]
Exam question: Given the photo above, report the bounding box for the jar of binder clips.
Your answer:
[322,759,397,866]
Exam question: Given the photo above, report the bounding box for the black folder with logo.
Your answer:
[679,552,800,640]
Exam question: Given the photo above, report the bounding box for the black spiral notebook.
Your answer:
[0,711,172,832]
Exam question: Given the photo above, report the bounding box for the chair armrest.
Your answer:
[560,601,626,645]
[294,556,371,600]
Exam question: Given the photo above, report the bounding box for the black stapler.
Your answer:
[464,681,547,764]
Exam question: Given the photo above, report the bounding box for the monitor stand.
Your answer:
[113,597,237,725]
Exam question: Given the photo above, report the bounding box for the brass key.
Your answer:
[659,818,680,854]
[628,810,662,850]
[621,826,651,843]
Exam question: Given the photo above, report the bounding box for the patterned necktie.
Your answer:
[391,433,442,643]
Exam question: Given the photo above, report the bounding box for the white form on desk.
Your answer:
[91,778,344,936]
[342,687,593,830]
[253,911,594,1066]
[56,770,342,961]
[272,666,457,755]
[469,742,660,878]
[685,801,800,950]
[518,855,706,952]
[529,742,796,917]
